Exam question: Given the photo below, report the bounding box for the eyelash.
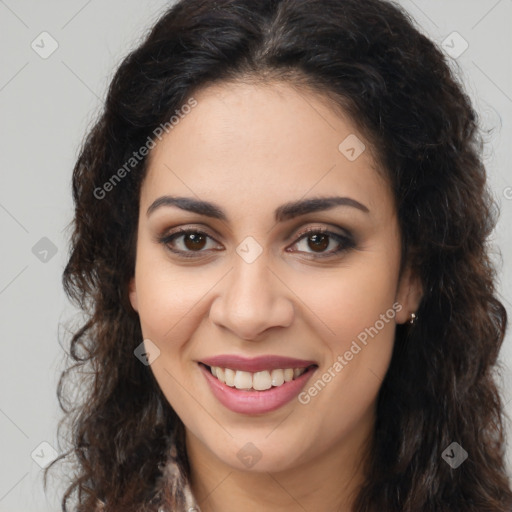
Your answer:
[157,226,356,260]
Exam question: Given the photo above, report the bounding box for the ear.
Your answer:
[129,277,138,312]
[394,264,423,325]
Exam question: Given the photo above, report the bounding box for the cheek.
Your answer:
[133,254,213,412]
[290,252,400,417]
[294,290,397,457]
[289,257,399,348]
[133,250,217,349]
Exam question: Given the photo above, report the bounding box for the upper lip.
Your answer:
[199,355,317,373]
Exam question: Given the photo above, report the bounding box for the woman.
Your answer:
[46,0,512,510]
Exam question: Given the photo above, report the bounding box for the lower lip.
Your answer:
[199,363,317,415]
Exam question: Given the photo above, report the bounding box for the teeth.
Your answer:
[284,368,294,382]
[209,365,309,391]
[271,369,284,387]
[224,368,235,387]
[234,370,253,390]
[253,371,272,391]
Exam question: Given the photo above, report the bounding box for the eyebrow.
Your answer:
[146,195,370,222]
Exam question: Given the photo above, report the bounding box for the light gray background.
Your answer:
[1,1,511,510]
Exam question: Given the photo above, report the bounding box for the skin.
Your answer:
[129,80,423,512]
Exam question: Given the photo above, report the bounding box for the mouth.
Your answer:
[198,360,318,415]
[199,363,317,391]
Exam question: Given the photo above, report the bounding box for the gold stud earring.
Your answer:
[409,312,417,325]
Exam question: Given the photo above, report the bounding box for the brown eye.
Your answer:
[289,228,355,258]
[306,233,329,252]
[183,232,207,251]
[158,229,222,258]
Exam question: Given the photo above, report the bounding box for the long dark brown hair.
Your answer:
[46,0,512,510]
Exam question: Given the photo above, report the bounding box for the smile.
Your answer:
[198,355,318,414]
[207,365,309,391]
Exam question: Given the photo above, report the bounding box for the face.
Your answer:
[129,81,422,475]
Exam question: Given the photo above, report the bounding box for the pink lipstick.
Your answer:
[198,355,317,414]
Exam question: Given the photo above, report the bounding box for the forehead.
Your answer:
[142,81,393,221]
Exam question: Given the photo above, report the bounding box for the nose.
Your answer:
[209,253,295,341]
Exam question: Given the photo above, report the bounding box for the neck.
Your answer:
[185,410,374,512]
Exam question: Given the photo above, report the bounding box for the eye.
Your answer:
[158,225,356,260]
[287,227,355,258]
[158,228,222,258]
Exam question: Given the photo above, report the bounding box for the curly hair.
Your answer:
[46,0,512,510]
